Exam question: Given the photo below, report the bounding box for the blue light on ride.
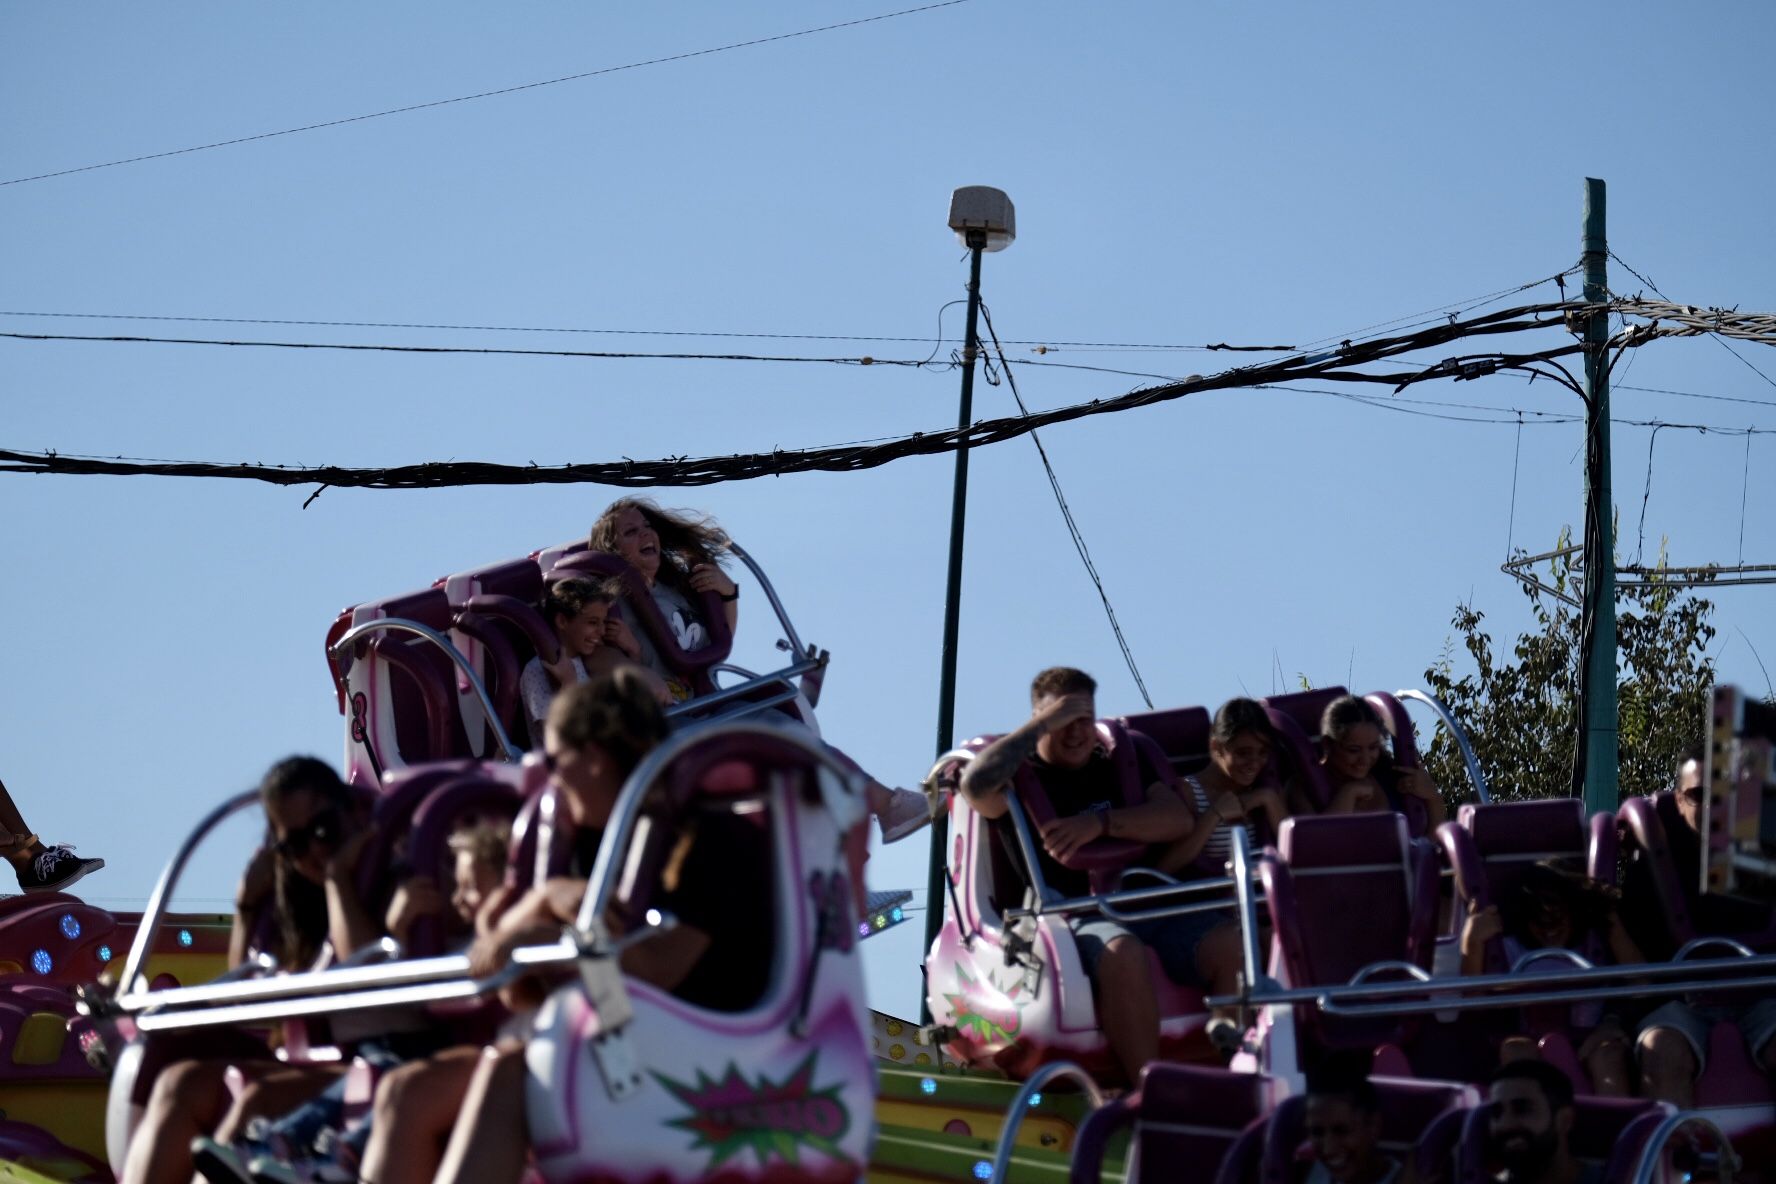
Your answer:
[1028,1092,1043,1107]
[972,1160,993,1180]
[60,913,81,940]
[31,949,52,976]
[98,944,113,963]
[178,929,193,948]
[891,906,904,923]
[919,1076,937,1096]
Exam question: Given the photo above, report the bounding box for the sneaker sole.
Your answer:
[22,858,105,895]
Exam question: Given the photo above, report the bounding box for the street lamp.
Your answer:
[924,186,1015,1010]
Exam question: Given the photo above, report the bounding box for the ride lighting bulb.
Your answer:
[178,930,193,948]
[891,907,904,922]
[857,922,871,938]
[98,945,113,963]
[973,1161,993,1180]
[60,914,81,940]
[920,1077,937,1095]
[31,949,52,976]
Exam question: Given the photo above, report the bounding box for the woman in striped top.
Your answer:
[1158,698,1288,877]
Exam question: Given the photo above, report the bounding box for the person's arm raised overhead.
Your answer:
[958,692,1093,820]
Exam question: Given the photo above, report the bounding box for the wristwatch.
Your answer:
[1091,802,1111,838]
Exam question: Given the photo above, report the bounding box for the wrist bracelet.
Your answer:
[718,589,739,602]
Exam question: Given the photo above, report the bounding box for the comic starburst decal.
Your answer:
[944,964,1027,1043]
[653,1051,852,1168]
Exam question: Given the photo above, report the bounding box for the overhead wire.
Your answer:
[0,298,1584,492]
[978,300,1154,709]
[0,309,1289,355]
[0,1,972,188]
[0,329,934,368]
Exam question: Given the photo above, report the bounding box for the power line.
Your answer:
[1608,254,1776,395]
[0,1,971,188]
[0,299,1596,494]
[0,309,1287,354]
[0,330,936,369]
[980,302,1153,709]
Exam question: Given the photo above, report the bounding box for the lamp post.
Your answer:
[923,187,1015,1018]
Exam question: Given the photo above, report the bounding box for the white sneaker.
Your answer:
[876,787,933,844]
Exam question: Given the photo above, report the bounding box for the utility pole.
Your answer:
[923,188,1015,1021]
[1579,177,1619,813]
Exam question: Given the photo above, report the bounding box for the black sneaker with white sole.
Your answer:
[16,845,105,894]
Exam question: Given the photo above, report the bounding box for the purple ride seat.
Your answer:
[1438,799,1604,974]
[1453,1094,1668,1184]
[442,558,552,753]
[1067,1064,1275,1184]
[1257,1077,1474,1184]
[1262,688,1435,837]
[1262,814,1439,1053]
[1619,791,1776,957]
[333,587,468,773]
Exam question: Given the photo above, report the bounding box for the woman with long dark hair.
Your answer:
[586,498,737,701]
[125,757,375,1184]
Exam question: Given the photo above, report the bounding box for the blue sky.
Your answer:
[5,2,1775,1018]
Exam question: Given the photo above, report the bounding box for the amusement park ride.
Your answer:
[3,185,1775,1184]
[0,525,1772,1184]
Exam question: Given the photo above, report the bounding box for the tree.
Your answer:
[1421,534,1717,805]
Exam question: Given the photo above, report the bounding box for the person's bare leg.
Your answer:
[210,1065,340,1144]
[1095,936,1160,1084]
[433,1046,530,1184]
[1637,1027,1698,1109]
[359,1047,484,1184]
[123,1060,235,1184]
[1585,1040,1633,1098]
[0,777,41,867]
[1195,923,1248,1037]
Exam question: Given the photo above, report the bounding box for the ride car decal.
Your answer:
[653,1051,852,1168]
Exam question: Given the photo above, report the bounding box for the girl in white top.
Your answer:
[519,578,619,740]
[587,498,737,702]
[1158,697,1288,877]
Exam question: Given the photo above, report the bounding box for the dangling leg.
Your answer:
[432,1045,530,1184]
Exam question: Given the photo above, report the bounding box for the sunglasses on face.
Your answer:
[276,808,344,859]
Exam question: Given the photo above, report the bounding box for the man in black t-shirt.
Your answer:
[1634,746,1776,1107]
[960,667,1213,1083]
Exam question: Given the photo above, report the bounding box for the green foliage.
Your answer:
[1422,540,1716,804]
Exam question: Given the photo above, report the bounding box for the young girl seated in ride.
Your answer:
[518,577,619,739]
[125,757,378,1184]
[587,498,738,702]
[1157,697,1287,875]
[198,820,514,1184]
[1291,695,1446,831]
[1460,858,1643,1096]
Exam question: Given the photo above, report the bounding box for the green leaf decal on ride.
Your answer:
[944,964,1027,1043]
[653,1051,852,1168]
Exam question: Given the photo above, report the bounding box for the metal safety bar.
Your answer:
[989,1061,1105,1184]
[1230,825,1266,995]
[117,788,262,997]
[1393,688,1490,804]
[1207,950,1776,1016]
[110,718,859,1034]
[665,663,815,723]
[328,617,520,762]
[130,942,580,1032]
[1631,1112,1739,1184]
[725,541,806,660]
